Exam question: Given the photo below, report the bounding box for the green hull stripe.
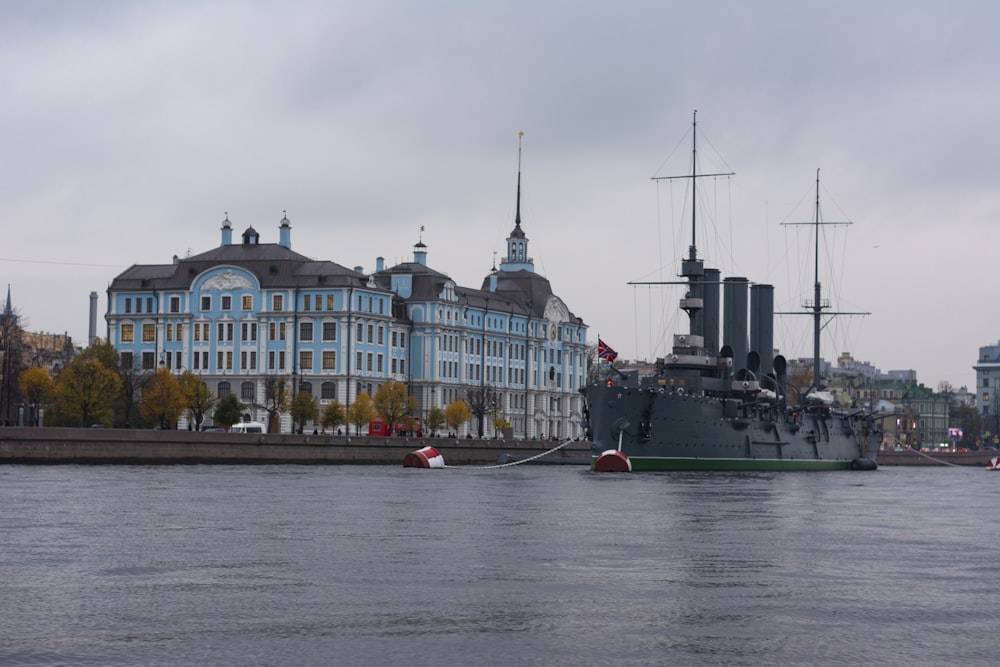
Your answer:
[591,456,855,472]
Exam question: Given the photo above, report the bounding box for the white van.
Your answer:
[230,421,267,434]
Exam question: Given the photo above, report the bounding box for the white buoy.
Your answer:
[403,446,445,469]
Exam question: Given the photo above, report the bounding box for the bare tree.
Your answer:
[465,387,497,437]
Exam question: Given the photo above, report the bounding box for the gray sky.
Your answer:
[3,0,997,391]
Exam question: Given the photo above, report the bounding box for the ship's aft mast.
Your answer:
[780,169,868,395]
[810,169,825,390]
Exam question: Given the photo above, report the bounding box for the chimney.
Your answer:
[88,291,98,346]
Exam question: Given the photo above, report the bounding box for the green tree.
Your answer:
[346,392,376,435]
[426,405,446,436]
[213,393,245,431]
[290,391,319,433]
[445,400,471,435]
[55,357,122,426]
[263,377,291,434]
[178,371,217,430]
[18,366,55,426]
[78,339,119,370]
[373,381,414,430]
[139,368,186,429]
[320,400,346,434]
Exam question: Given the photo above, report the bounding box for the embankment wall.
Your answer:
[0,427,591,466]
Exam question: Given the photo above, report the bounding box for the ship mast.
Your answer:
[643,111,734,336]
[810,169,824,390]
[780,169,868,395]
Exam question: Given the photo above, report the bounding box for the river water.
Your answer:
[1,464,996,666]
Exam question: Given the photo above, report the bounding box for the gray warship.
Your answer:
[585,114,880,472]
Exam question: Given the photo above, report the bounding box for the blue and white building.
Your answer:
[107,202,587,437]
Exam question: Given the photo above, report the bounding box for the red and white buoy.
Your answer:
[403,446,446,469]
[986,456,1000,471]
[593,449,631,472]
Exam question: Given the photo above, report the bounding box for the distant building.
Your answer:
[973,340,1000,426]
[107,186,587,436]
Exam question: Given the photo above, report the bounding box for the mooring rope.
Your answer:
[893,442,965,468]
[444,438,577,470]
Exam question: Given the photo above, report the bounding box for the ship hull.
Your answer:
[585,383,879,472]
[590,455,854,472]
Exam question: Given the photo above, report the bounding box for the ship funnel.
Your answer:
[701,268,721,355]
[750,284,775,377]
[722,277,749,375]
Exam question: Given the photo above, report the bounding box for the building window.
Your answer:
[169,296,180,313]
[356,322,363,342]
[273,294,284,311]
[298,381,312,396]
[366,352,373,372]
[241,382,255,401]
[326,294,334,310]
[218,382,231,398]
[300,321,313,341]
[121,322,134,343]
[221,295,232,311]
[300,350,313,372]
[242,322,257,342]
[322,350,336,371]
[321,381,336,399]
[367,324,374,344]
[142,351,155,370]
[120,352,134,369]
[241,350,257,371]
[268,322,287,341]
[142,323,155,342]
[322,321,336,341]
[124,298,132,314]
[303,294,312,311]
[242,295,253,310]
[201,296,211,311]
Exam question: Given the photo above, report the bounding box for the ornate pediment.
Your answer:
[203,270,253,291]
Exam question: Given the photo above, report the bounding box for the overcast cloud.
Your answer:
[3,0,998,390]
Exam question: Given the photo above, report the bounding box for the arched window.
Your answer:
[241,381,255,401]
[298,381,312,396]
[217,381,231,397]
[321,381,337,400]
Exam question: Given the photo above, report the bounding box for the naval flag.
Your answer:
[597,338,618,362]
